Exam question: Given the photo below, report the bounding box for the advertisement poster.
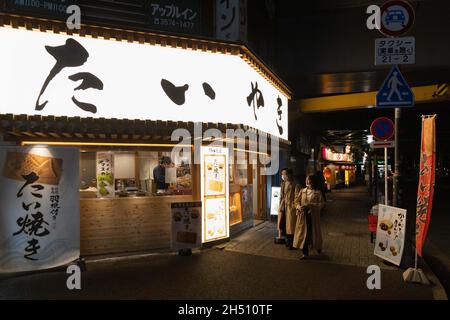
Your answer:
[374,204,407,266]
[270,186,281,216]
[204,198,227,241]
[0,146,80,273]
[201,147,229,243]
[416,116,436,257]
[204,154,226,196]
[171,202,202,250]
[96,152,114,198]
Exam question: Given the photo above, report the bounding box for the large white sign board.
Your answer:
[0,27,288,140]
[0,146,80,273]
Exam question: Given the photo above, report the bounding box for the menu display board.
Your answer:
[201,147,229,243]
[171,202,202,250]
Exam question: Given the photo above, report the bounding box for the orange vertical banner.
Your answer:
[416,115,436,257]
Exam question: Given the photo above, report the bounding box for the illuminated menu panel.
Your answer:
[201,147,229,243]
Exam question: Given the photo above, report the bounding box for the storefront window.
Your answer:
[79,150,192,198]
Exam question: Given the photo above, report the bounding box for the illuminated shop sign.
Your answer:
[200,147,229,243]
[322,147,354,163]
[0,27,288,139]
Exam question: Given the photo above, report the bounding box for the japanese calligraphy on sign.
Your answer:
[96,152,115,198]
[0,26,288,140]
[216,0,247,41]
[416,116,436,257]
[375,37,415,65]
[148,0,201,35]
[0,146,80,273]
[374,204,407,266]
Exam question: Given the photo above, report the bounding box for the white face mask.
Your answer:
[281,175,287,181]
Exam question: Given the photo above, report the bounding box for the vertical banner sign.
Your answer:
[201,147,229,243]
[96,152,115,198]
[374,204,407,266]
[171,202,202,250]
[0,146,80,273]
[216,0,247,41]
[416,116,436,257]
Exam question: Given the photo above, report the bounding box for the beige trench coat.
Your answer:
[277,180,298,235]
[293,188,325,251]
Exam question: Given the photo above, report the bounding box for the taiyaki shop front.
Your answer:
[0,14,291,273]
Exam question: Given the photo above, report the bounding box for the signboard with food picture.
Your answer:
[201,147,229,243]
[0,146,80,273]
[171,202,202,250]
[374,204,407,266]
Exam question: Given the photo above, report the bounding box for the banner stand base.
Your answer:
[403,268,430,285]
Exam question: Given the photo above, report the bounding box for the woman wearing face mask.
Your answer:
[277,168,298,249]
[293,175,325,259]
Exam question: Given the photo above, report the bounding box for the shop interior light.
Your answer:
[233,148,269,157]
[20,141,193,148]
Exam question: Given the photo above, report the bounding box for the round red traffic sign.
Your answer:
[380,0,415,37]
[370,117,395,141]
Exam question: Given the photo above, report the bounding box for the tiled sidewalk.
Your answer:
[221,186,396,270]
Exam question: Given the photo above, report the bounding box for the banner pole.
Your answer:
[384,147,388,205]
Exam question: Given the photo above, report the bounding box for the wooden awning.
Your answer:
[0,114,291,147]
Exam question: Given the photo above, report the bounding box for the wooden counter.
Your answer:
[80,195,195,256]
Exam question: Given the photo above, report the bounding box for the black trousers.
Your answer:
[286,234,294,247]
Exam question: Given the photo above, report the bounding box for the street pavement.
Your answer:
[0,186,441,300]
[0,248,434,300]
[223,186,395,269]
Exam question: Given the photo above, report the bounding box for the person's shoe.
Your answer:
[298,254,306,260]
[288,246,296,250]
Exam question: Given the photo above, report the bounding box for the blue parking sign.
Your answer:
[376,65,414,108]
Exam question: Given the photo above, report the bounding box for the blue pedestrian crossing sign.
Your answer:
[376,65,414,108]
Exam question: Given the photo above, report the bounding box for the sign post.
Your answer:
[370,117,394,205]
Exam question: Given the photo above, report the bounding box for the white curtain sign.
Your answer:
[0,146,80,273]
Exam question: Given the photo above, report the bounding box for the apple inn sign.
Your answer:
[0,26,290,140]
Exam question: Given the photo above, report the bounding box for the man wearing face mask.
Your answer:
[277,168,298,249]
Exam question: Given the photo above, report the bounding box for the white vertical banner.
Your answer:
[216,0,247,42]
[0,146,80,273]
[374,204,407,266]
[96,152,115,198]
